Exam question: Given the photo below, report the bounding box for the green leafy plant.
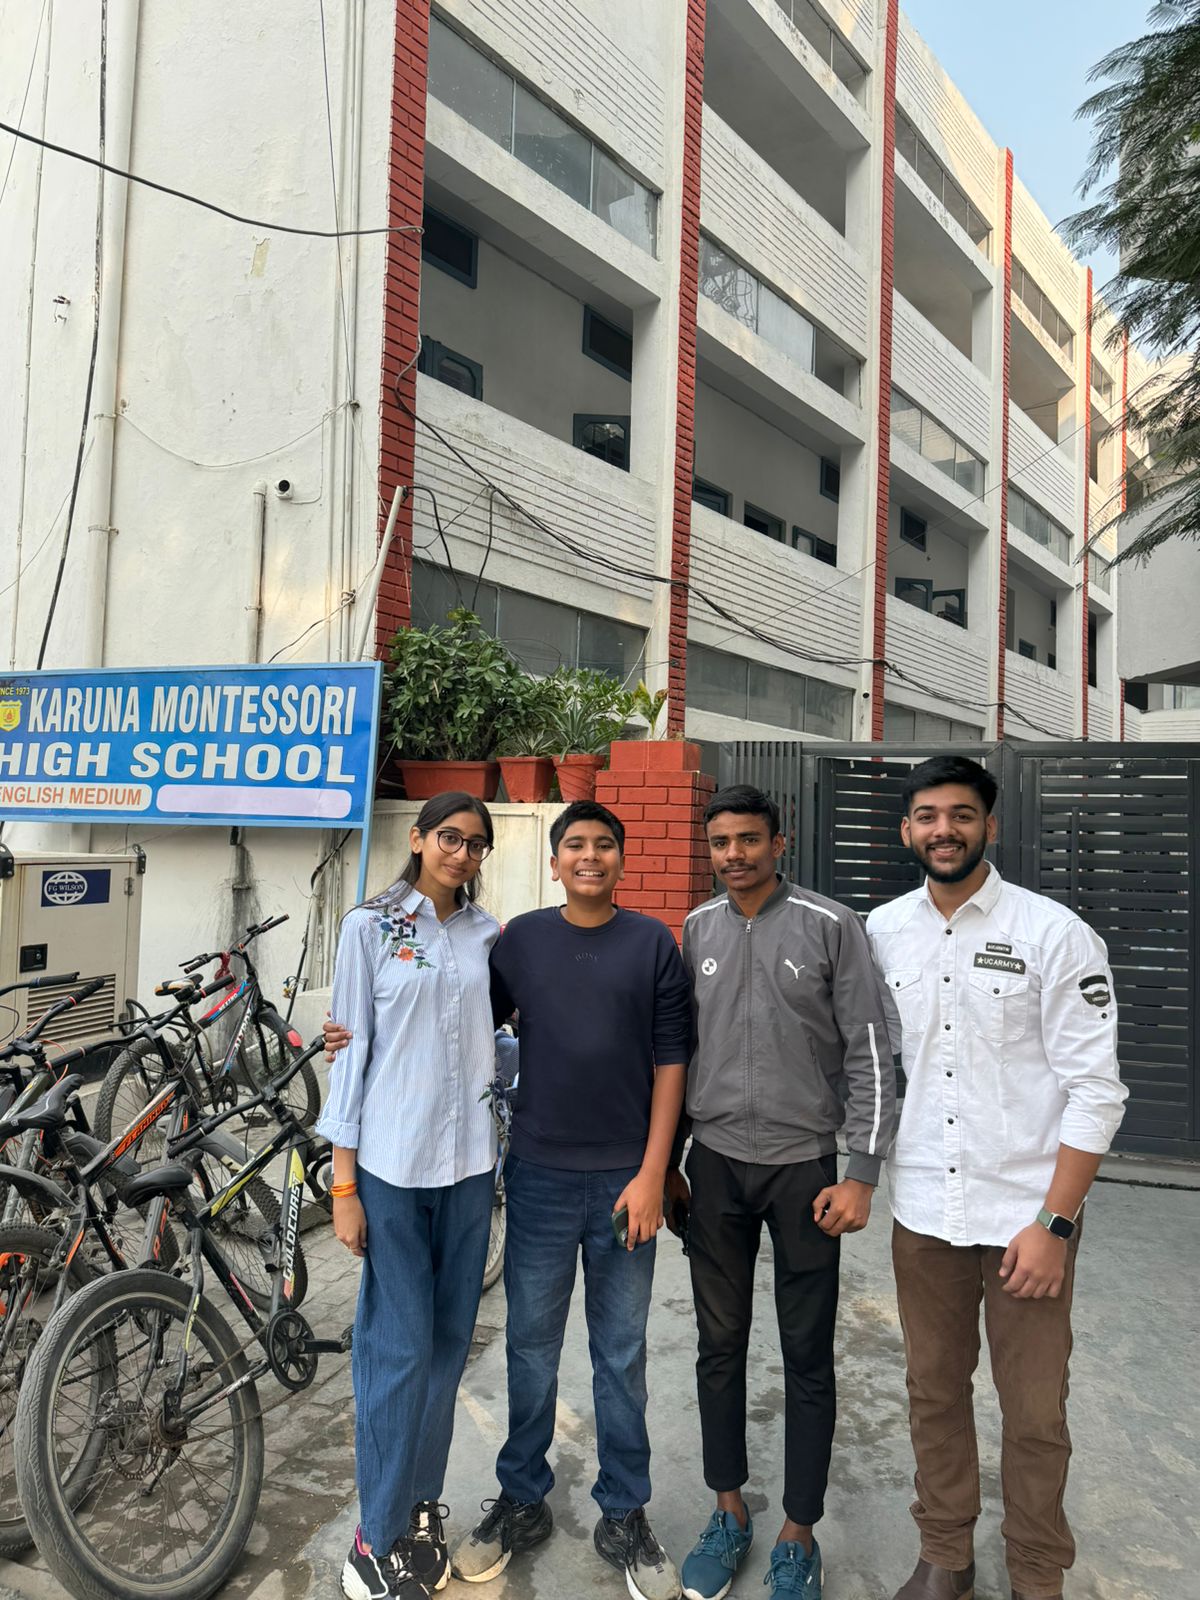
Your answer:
[495,674,560,757]
[544,668,634,756]
[382,609,533,763]
[629,680,669,738]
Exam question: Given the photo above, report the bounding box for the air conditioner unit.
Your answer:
[0,851,143,1051]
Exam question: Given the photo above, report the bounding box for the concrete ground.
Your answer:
[0,1169,1195,1600]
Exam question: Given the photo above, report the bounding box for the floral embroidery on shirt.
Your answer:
[377,909,435,969]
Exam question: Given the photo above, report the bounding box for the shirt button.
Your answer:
[945,1070,953,1078]
[949,1166,957,1174]
[945,928,953,936]
[947,1117,955,1124]
[944,1023,951,1031]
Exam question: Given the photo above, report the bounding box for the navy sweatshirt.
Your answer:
[489,907,693,1171]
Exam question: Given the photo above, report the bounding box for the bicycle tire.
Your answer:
[0,1225,98,1557]
[482,1181,506,1293]
[93,1036,210,1151]
[15,1268,264,1600]
[233,1011,320,1130]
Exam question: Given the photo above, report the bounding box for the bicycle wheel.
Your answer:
[0,1225,97,1557]
[196,1161,307,1313]
[233,1012,320,1129]
[482,1178,506,1293]
[16,1268,264,1600]
[93,1036,209,1153]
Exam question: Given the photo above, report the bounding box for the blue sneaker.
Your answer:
[681,1510,753,1600]
[764,1540,822,1597]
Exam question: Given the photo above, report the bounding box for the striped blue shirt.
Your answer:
[316,884,500,1188]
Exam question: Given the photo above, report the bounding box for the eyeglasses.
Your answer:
[434,828,492,862]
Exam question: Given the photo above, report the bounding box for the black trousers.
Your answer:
[686,1139,841,1526]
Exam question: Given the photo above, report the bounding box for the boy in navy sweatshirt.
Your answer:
[451,801,691,1600]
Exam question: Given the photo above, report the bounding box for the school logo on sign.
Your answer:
[0,702,20,732]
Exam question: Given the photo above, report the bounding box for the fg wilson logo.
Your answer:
[43,871,89,906]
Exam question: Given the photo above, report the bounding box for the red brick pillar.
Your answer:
[597,741,716,943]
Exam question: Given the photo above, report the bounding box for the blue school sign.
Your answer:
[0,663,382,834]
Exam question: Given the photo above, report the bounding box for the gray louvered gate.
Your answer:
[716,740,1198,1158]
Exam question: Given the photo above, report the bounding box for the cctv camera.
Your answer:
[274,479,293,500]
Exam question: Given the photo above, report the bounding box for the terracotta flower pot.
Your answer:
[395,759,500,801]
[498,756,555,803]
[552,752,606,801]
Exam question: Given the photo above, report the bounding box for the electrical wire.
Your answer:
[0,0,49,211]
[0,117,425,240]
[36,0,106,670]
[112,404,349,470]
[0,435,96,604]
[407,485,464,606]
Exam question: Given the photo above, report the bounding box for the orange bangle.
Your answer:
[330,1181,358,1199]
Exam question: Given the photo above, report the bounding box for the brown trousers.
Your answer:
[892,1220,1080,1598]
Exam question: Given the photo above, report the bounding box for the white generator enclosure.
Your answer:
[0,853,143,1049]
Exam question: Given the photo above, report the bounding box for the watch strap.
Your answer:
[1036,1206,1076,1239]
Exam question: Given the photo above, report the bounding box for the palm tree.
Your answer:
[1064,0,1200,564]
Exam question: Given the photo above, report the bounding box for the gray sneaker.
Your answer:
[450,1494,553,1583]
[594,1509,681,1600]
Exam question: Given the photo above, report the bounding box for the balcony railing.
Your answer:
[895,108,990,250]
[773,0,867,98]
[1012,257,1074,360]
[891,389,984,497]
[1009,486,1071,563]
[1088,552,1112,593]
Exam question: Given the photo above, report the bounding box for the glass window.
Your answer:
[804,677,852,739]
[913,711,953,741]
[513,85,591,205]
[916,140,945,204]
[896,577,932,611]
[895,112,919,170]
[578,613,645,679]
[900,509,927,550]
[820,458,841,501]
[749,660,804,732]
[920,414,956,477]
[693,478,731,516]
[418,338,483,399]
[573,415,630,472]
[954,442,983,497]
[497,590,578,676]
[699,236,758,329]
[427,18,513,149]
[758,286,815,371]
[744,503,786,541]
[1018,639,1037,660]
[942,182,970,234]
[592,148,656,254]
[582,307,633,380]
[933,589,967,627]
[883,703,916,740]
[688,645,748,720]
[421,207,478,287]
[891,390,922,452]
[792,528,837,565]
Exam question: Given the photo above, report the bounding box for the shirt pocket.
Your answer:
[885,968,927,1037]
[967,969,1030,1048]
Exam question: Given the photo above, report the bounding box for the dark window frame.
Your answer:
[743,502,786,541]
[819,457,841,502]
[933,587,967,628]
[572,413,631,472]
[895,577,933,611]
[692,478,731,517]
[421,206,479,288]
[417,337,483,399]
[792,526,837,565]
[1017,639,1038,660]
[582,306,633,381]
[900,508,927,550]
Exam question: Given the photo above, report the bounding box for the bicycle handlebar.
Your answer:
[167,1035,324,1155]
[0,973,80,1003]
[178,913,289,974]
[0,978,108,1062]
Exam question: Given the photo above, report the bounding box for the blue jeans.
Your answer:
[353,1164,493,1549]
[497,1156,657,1517]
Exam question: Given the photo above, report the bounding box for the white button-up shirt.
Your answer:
[316,884,500,1189]
[866,864,1128,1247]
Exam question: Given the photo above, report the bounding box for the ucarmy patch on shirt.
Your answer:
[972,951,1026,974]
[1079,972,1112,1008]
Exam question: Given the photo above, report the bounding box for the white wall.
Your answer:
[1007,584,1057,664]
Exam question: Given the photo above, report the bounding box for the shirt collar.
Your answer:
[920,860,1003,920]
[727,873,790,920]
[392,882,475,921]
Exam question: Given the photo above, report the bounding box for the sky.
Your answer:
[901,0,1154,293]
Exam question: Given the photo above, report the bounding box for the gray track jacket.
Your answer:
[681,877,897,1182]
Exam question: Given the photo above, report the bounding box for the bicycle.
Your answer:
[93,916,321,1148]
[480,1029,519,1293]
[14,1038,344,1600]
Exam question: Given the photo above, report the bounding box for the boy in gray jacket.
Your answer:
[676,786,896,1600]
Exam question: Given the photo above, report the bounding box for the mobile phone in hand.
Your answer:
[612,1206,629,1248]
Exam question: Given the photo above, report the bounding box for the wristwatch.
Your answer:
[1036,1206,1076,1240]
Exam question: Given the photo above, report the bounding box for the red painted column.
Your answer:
[995,150,1014,739]
[869,0,900,740]
[666,0,707,735]
[375,0,432,651]
[1080,268,1092,738]
[1119,329,1129,739]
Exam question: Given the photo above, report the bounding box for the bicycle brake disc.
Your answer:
[264,1308,318,1392]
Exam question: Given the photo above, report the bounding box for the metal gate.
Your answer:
[716,741,1199,1159]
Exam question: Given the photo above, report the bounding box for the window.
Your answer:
[418,338,483,399]
[934,589,967,628]
[1009,487,1071,563]
[1049,598,1057,627]
[744,503,786,541]
[1088,552,1112,594]
[820,458,840,501]
[895,577,932,611]
[773,0,867,97]
[582,307,633,380]
[900,508,927,550]
[697,234,857,395]
[1087,610,1098,689]
[693,478,731,516]
[1011,258,1074,359]
[894,109,990,250]
[413,561,646,679]
[883,703,982,742]
[1125,681,1148,712]
[421,207,478,287]
[792,527,837,565]
[1018,639,1038,661]
[687,644,853,738]
[1048,653,1056,671]
[891,390,985,496]
[1091,355,1114,404]
[573,415,630,472]
[428,17,658,254]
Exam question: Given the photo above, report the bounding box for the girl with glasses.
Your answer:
[317,791,500,1600]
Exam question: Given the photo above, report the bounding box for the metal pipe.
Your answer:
[352,483,404,661]
[246,481,268,662]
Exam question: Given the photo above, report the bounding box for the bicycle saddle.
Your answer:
[0,1073,85,1140]
[121,1161,197,1207]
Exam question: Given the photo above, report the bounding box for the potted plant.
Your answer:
[381,608,530,800]
[495,675,559,803]
[544,669,633,801]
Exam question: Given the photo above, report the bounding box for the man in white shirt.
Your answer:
[866,755,1127,1600]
